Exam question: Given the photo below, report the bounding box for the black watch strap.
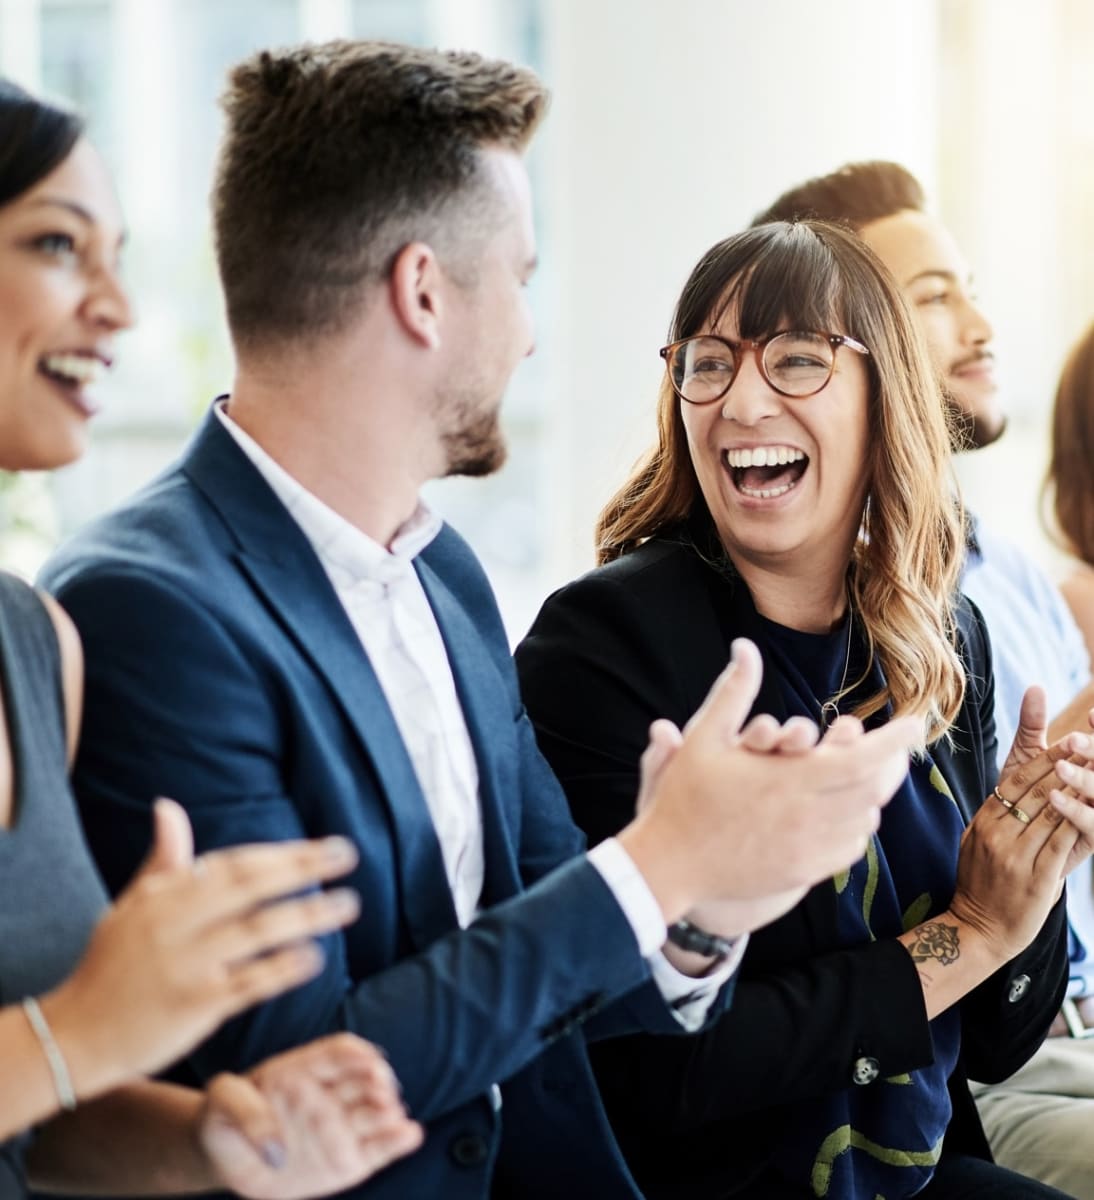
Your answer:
[666,919,735,960]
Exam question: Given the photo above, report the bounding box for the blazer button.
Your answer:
[1008,974,1031,1003]
[449,1133,489,1167]
[851,1056,880,1086]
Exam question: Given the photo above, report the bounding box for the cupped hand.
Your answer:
[201,1035,423,1199]
[636,710,812,938]
[625,639,919,927]
[951,687,1094,962]
[950,790,1075,963]
[995,684,1094,880]
[42,799,362,1103]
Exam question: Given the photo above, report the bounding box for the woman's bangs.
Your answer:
[732,235,842,340]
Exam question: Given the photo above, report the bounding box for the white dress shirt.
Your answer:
[216,402,741,1026]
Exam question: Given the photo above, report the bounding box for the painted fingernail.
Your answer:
[260,1139,286,1170]
[327,887,361,917]
[296,942,325,972]
[322,836,357,864]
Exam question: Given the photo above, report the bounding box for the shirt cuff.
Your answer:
[647,941,747,1031]
[588,837,747,1030]
[587,836,668,957]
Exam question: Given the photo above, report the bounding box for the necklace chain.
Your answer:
[819,595,854,730]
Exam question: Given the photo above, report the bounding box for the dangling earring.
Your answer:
[858,494,872,547]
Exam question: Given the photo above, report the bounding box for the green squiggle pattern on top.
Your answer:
[902,892,932,931]
[929,764,956,805]
[810,1126,945,1197]
[861,837,879,940]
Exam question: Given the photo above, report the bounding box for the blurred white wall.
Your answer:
[538,0,942,597]
[5,0,1094,636]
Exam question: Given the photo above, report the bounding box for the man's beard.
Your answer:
[945,396,1007,452]
[441,403,508,478]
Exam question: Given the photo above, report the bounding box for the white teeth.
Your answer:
[725,446,805,469]
[41,354,103,386]
[739,480,797,499]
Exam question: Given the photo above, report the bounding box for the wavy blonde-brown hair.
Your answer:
[596,220,966,742]
[1044,321,1094,565]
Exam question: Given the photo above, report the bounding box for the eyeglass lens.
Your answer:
[669,332,836,401]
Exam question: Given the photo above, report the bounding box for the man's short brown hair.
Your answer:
[751,161,926,231]
[213,40,549,348]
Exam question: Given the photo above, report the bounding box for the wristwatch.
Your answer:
[666,919,736,960]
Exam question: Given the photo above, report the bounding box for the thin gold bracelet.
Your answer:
[22,997,76,1111]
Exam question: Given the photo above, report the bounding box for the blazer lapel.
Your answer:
[182,409,459,947]
[415,557,522,905]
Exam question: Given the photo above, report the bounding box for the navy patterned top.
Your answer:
[760,613,964,1199]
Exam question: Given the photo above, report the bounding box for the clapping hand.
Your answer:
[42,800,365,1104]
[201,1034,423,1198]
[952,686,1094,963]
[633,640,915,944]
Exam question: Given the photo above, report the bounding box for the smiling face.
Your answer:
[680,301,872,588]
[860,209,1002,449]
[0,137,132,470]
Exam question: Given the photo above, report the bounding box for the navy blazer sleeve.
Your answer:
[515,554,1068,1123]
[46,535,711,1128]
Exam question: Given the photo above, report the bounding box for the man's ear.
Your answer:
[389,241,443,349]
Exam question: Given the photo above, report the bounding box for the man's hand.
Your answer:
[200,1034,423,1199]
[618,638,919,928]
[636,707,825,952]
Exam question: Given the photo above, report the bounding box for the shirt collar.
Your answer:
[213,398,442,581]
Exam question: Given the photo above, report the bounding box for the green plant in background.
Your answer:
[0,471,60,582]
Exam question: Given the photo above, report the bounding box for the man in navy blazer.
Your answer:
[41,41,921,1198]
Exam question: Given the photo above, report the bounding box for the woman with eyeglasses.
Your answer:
[516,219,1094,1199]
[0,79,421,1197]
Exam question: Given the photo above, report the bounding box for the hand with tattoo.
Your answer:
[906,922,959,967]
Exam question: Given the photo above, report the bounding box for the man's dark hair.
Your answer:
[751,161,926,231]
[0,79,84,208]
[213,40,549,348]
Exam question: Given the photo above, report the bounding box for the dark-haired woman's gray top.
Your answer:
[0,573,106,1198]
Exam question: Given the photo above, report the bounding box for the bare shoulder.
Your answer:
[37,592,84,765]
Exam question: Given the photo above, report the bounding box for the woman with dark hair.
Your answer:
[1045,322,1094,662]
[517,219,1094,1199]
[0,79,421,1196]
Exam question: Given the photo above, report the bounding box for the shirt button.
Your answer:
[449,1133,489,1167]
[1008,974,1032,1003]
[851,1055,880,1086]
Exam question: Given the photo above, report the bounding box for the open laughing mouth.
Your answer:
[724,445,808,499]
[38,353,107,415]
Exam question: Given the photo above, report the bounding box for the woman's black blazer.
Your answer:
[515,534,1068,1199]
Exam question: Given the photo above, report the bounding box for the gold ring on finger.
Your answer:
[993,785,1014,810]
[1009,804,1033,825]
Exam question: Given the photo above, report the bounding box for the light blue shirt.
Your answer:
[961,514,1094,995]
[962,517,1090,765]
